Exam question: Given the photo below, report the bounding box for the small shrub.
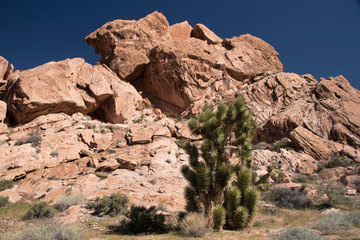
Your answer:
[270,226,322,240]
[317,212,352,235]
[24,202,55,220]
[345,212,360,227]
[113,205,169,235]
[292,174,307,183]
[316,181,350,209]
[86,192,129,216]
[0,196,9,208]
[180,213,209,237]
[94,171,108,179]
[50,150,59,157]
[271,138,291,152]
[54,194,84,211]
[0,219,83,240]
[324,154,353,169]
[0,179,14,191]
[269,187,311,209]
[14,132,42,147]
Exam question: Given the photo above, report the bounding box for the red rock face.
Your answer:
[0,12,359,213]
[2,58,142,124]
[85,11,172,82]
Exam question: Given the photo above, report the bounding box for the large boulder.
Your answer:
[139,34,283,112]
[169,21,192,39]
[85,11,172,81]
[3,58,142,124]
[85,12,283,113]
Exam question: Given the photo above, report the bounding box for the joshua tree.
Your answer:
[181,97,259,230]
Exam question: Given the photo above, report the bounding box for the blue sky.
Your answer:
[1,0,359,90]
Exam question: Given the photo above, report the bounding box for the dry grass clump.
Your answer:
[0,219,83,240]
[53,194,84,211]
[180,213,209,237]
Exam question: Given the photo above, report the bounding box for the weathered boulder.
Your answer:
[3,58,142,124]
[85,11,171,81]
[140,33,283,112]
[0,100,6,122]
[191,23,222,44]
[169,21,192,39]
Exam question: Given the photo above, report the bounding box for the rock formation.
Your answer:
[0,11,359,215]
[2,58,142,124]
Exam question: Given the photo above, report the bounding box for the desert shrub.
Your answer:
[0,179,14,191]
[0,196,9,208]
[180,213,209,237]
[23,202,55,220]
[316,212,352,235]
[271,138,291,152]
[53,194,84,211]
[292,174,307,183]
[14,132,42,147]
[316,181,351,209]
[324,154,353,169]
[252,142,269,150]
[345,212,360,227]
[269,187,311,209]
[270,226,322,240]
[0,219,83,240]
[113,205,169,235]
[86,192,129,217]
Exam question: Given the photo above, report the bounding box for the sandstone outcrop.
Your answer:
[2,58,142,124]
[169,21,192,39]
[85,11,283,113]
[0,12,359,218]
[85,11,172,82]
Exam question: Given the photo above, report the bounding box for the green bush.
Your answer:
[270,226,321,240]
[54,194,84,211]
[0,219,83,240]
[316,181,351,209]
[345,212,360,227]
[23,202,55,220]
[0,179,14,191]
[86,192,129,216]
[324,154,353,169]
[113,205,169,235]
[269,187,311,209]
[180,213,209,237]
[0,196,9,208]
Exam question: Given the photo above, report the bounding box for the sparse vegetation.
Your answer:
[50,150,59,157]
[0,179,14,191]
[54,194,84,211]
[270,226,322,240]
[316,212,352,235]
[315,181,352,209]
[14,132,42,147]
[180,213,209,237]
[268,187,311,209]
[86,192,129,217]
[0,219,83,240]
[0,196,9,208]
[23,201,55,220]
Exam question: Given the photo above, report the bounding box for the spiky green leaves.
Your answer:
[180,97,258,231]
[244,186,260,218]
[213,205,226,231]
[233,206,249,229]
[184,187,199,212]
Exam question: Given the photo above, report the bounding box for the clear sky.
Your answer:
[1,0,359,90]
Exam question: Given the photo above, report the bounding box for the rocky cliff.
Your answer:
[0,11,359,215]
